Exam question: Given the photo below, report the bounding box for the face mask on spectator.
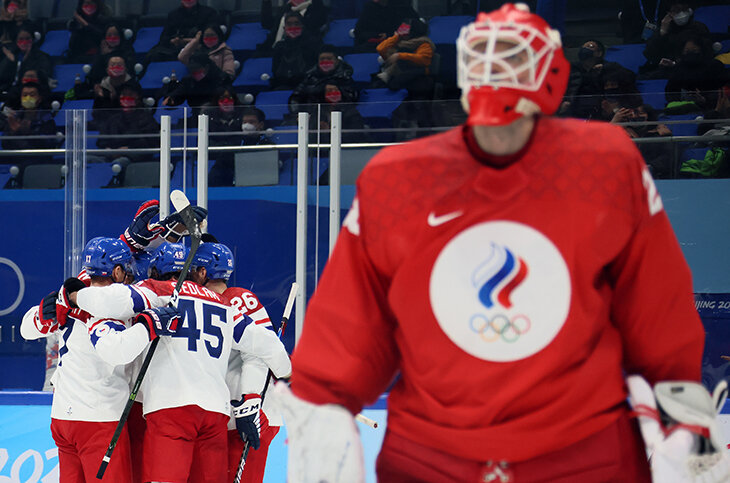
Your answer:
[191,69,206,81]
[578,47,594,61]
[325,89,342,104]
[203,35,218,48]
[119,96,137,112]
[16,38,31,52]
[106,35,120,47]
[319,59,335,72]
[290,0,306,6]
[21,95,37,109]
[6,2,18,13]
[396,23,411,36]
[681,51,703,64]
[81,3,97,16]
[241,122,257,132]
[23,76,39,84]
[218,97,234,112]
[285,26,302,39]
[181,0,196,8]
[673,10,692,26]
[107,65,125,77]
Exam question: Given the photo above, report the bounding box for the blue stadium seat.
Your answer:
[154,99,192,127]
[660,113,699,137]
[255,90,293,121]
[694,6,730,34]
[40,30,70,57]
[342,53,380,85]
[141,61,188,90]
[52,64,87,93]
[323,18,357,48]
[681,147,709,163]
[272,125,297,145]
[637,79,668,110]
[232,57,272,90]
[428,16,474,45]
[226,23,268,52]
[133,27,163,54]
[604,44,646,74]
[55,99,94,126]
[357,88,407,121]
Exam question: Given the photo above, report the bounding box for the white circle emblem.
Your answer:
[429,221,571,362]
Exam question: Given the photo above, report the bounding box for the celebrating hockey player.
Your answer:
[21,237,140,483]
[276,4,726,483]
[188,241,289,483]
[72,241,291,483]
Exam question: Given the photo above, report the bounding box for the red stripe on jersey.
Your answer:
[76,270,92,286]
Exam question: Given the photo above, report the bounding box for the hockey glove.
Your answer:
[55,277,87,328]
[37,291,59,333]
[275,382,365,483]
[628,374,730,483]
[159,206,208,243]
[134,306,180,340]
[232,393,265,450]
[121,200,165,252]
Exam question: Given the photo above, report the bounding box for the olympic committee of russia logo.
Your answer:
[429,221,571,362]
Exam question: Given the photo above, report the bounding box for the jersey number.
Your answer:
[173,299,226,359]
[229,293,259,315]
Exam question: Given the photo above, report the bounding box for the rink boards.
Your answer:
[2,391,730,483]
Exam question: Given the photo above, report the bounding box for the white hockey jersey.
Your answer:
[76,279,291,418]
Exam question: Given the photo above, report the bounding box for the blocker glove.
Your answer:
[121,200,165,252]
[134,306,180,340]
[232,393,265,450]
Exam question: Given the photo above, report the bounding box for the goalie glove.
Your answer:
[275,382,365,483]
[159,206,208,243]
[121,200,165,252]
[232,393,266,450]
[628,374,730,483]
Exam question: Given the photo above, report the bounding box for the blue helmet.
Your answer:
[132,251,154,282]
[149,242,188,277]
[82,237,133,277]
[191,243,234,281]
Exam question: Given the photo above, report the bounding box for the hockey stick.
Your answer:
[97,190,202,479]
[355,413,379,429]
[233,282,298,483]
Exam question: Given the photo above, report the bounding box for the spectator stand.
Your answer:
[233,56,272,97]
[604,44,646,75]
[637,79,668,111]
[357,88,408,142]
[226,22,268,59]
[323,18,357,55]
[52,64,89,94]
[342,52,380,88]
[428,15,474,92]
[693,6,730,39]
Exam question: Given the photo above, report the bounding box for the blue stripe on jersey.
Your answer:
[90,321,127,347]
[58,319,75,366]
[129,286,146,313]
[233,313,253,343]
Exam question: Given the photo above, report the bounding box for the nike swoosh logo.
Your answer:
[428,210,463,227]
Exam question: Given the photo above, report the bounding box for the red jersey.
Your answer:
[291,117,704,462]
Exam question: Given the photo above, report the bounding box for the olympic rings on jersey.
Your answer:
[469,313,531,343]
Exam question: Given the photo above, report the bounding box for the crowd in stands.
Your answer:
[0,0,728,187]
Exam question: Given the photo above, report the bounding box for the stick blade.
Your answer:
[170,190,190,213]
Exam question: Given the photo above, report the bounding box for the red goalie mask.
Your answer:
[456,3,569,126]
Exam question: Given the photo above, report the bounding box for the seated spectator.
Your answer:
[0,82,60,180]
[373,18,434,95]
[92,55,132,124]
[3,68,51,108]
[290,44,356,111]
[260,0,328,52]
[665,36,725,111]
[67,0,111,62]
[596,89,642,123]
[86,23,136,86]
[561,40,624,119]
[94,81,159,182]
[164,52,225,110]
[612,101,674,178]
[0,25,53,92]
[207,85,244,146]
[178,23,235,82]
[354,0,419,52]
[146,0,218,63]
[208,105,272,187]
[699,75,730,136]
[318,83,368,142]
[270,12,321,90]
[0,0,28,45]
[642,0,710,78]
